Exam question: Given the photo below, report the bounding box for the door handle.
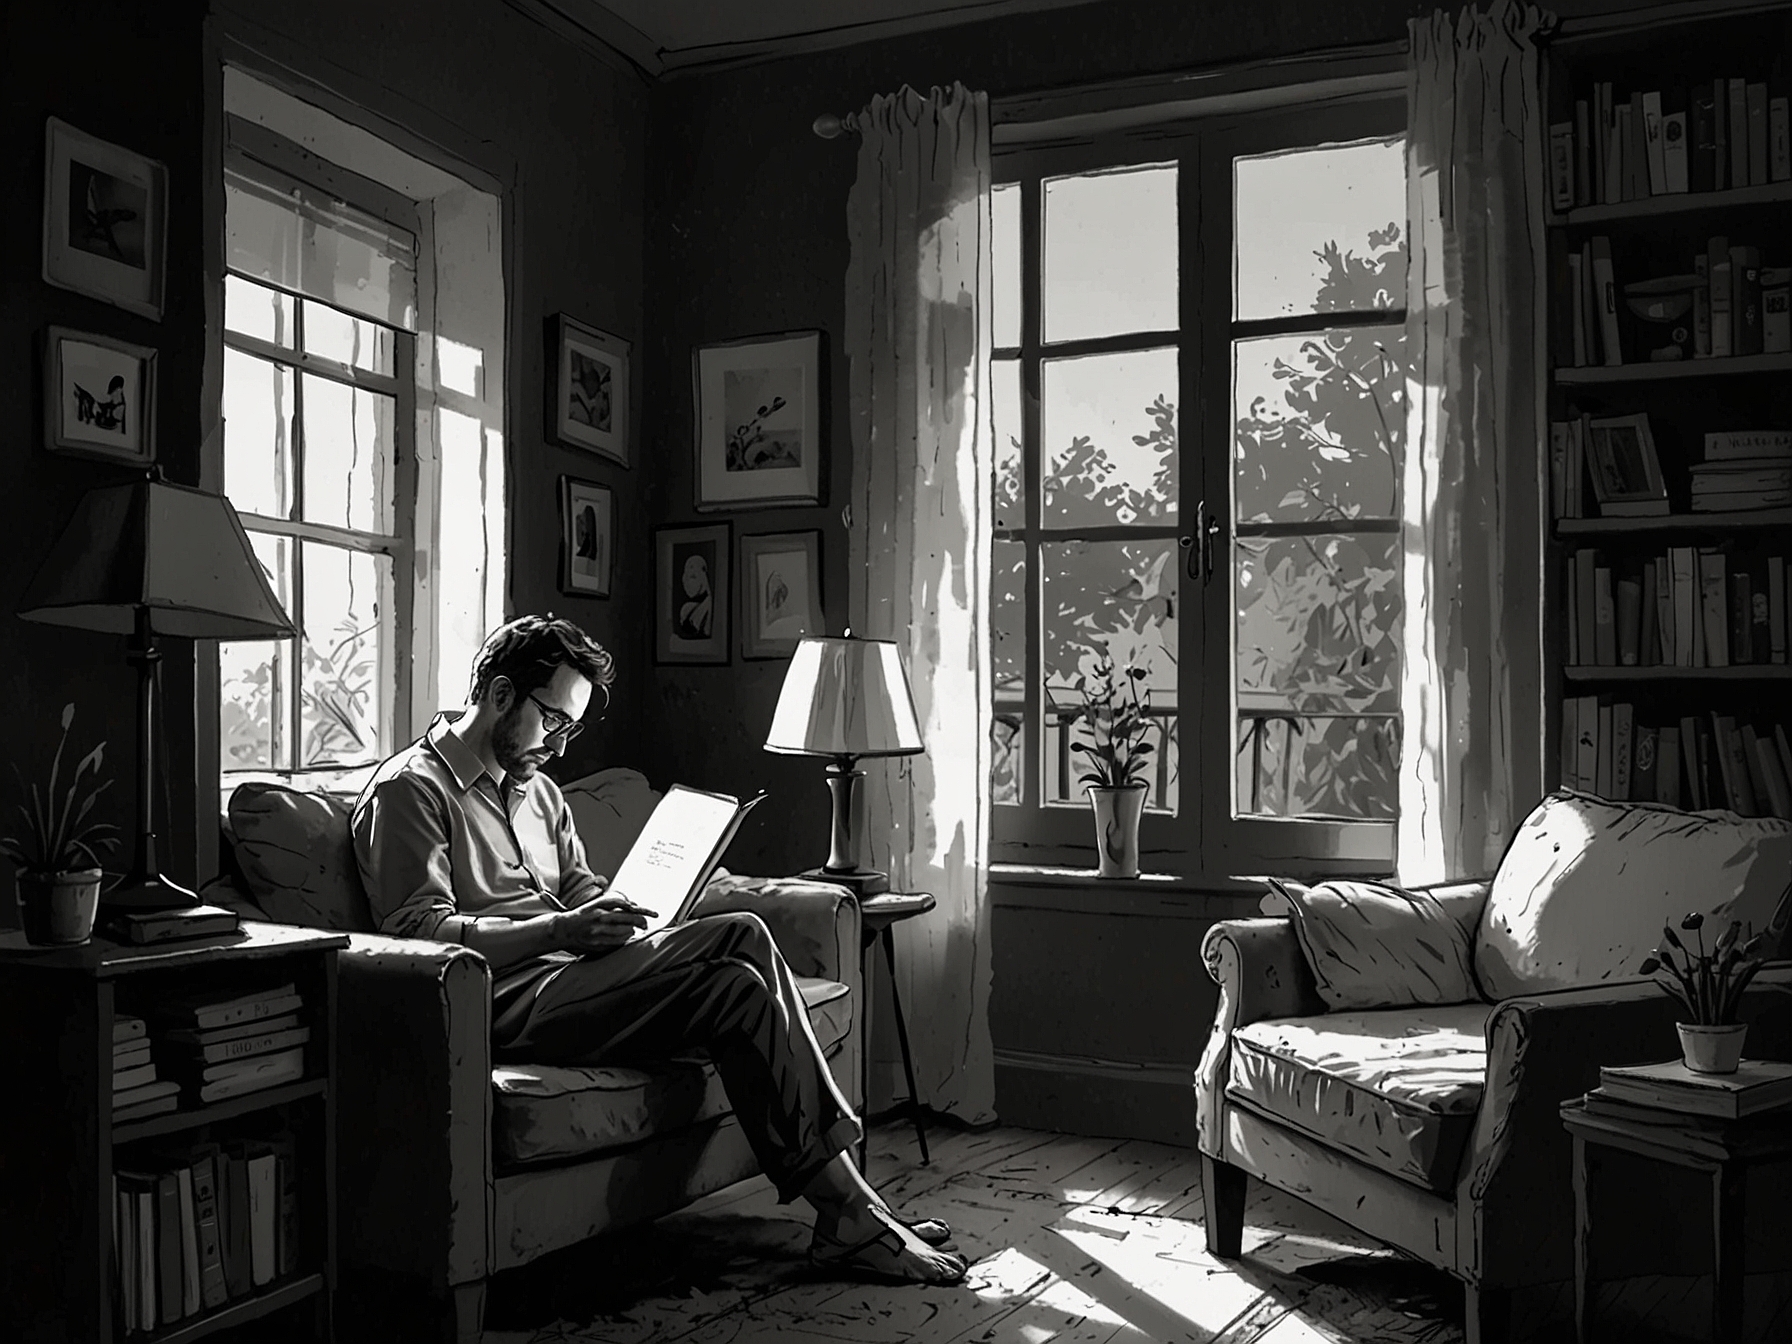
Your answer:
[1183,502,1223,587]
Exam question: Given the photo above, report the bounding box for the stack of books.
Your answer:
[112,1015,179,1123]
[1690,430,1792,512]
[113,1135,298,1334]
[1586,1057,1792,1123]
[153,983,309,1106]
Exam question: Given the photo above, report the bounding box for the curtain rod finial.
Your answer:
[813,112,855,139]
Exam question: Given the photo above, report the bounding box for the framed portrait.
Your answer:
[655,523,731,665]
[560,476,614,598]
[693,330,823,510]
[44,326,157,465]
[42,118,168,321]
[551,314,631,467]
[1587,413,1669,515]
[739,531,823,660]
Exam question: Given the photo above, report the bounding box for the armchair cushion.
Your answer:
[1475,790,1792,1000]
[1265,878,1482,1010]
[227,782,375,932]
[1227,1003,1492,1191]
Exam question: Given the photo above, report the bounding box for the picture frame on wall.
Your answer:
[551,314,631,467]
[44,326,157,465]
[739,531,823,660]
[560,476,614,598]
[655,522,731,665]
[42,118,168,321]
[693,330,823,511]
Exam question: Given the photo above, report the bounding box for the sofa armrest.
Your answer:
[1458,965,1792,1288]
[1196,918,1325,1154]
[691,874,860,986]
[334,932,493,1289]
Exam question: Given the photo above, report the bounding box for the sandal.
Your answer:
[809,1205,968,1285]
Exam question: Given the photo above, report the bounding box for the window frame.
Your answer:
[990,92,1407,881]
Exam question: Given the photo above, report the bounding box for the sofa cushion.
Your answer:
[1265,878,1482,1010]
[227,782,376,932]
[1475,791,1792,1001]
[1226,1004,1491,1192]
[562,768,662,880]
[491,976,853,1168]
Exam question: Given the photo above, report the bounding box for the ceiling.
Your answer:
[515,0,1108,77]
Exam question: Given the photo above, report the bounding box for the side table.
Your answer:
[1561,1095,1792,1343]
[856,891,935,1169]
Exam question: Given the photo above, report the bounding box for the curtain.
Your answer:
[843,83,997,1126]
[1398,0,1552,885]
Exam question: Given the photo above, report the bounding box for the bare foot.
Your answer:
[810,1204,967,1285]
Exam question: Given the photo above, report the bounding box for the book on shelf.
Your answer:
[1732,244,1764,355]
[114,1015,147,1046]
[1748,81,1770,186]
[175,1048,307,1104]
[1549,120,1575,212]
[1599,1057,1792,1119]
[1764,268,1791,352]
[1774,94,1792,181]
[114,1170,160,1333]
[1589,236,1624,365]
[190,1147,229,1312]
[156,983,303,1034]
[113,1061,158,1093]
[1657,725,1683,807]
[1729,78,1750,188]
[170,1023,310,1067]
[163,1012,301,1048]
[113,1077,180,1119]
[1704,429,1792,459]
[115,1039,152,1071]
[1709,235,1734,357]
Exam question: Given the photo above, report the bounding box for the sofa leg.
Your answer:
[1201,1154,1247,1259]
[443,1280,486,1344]
[1463,1283,1510,1344]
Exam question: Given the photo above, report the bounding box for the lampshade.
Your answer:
[765,636,924,758]
[17,475,295,640]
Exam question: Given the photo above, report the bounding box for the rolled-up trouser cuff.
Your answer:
[776,1113,864,1204]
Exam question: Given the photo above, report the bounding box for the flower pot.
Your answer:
[15,867,104,947]
[1677,1021,1748,1075]
[1087,783,1148,879]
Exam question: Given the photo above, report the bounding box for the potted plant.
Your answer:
[1069,656,1158,879]
[2,703,118,946]
[1638,911,1778,1075]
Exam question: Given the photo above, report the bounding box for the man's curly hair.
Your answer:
[468,615,615,707]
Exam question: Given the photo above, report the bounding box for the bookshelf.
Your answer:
[0,921,345,1343]
[1543,2,1792,818]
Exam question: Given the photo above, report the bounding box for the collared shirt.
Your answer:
[351,713,606,961]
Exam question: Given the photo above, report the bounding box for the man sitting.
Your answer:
[351,615,965,1285]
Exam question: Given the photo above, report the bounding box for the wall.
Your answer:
[1,0,210,918]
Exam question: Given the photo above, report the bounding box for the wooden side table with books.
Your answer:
[1561,1057,1792,1344]
[0,920,345,1342]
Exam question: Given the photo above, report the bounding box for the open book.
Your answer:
[607,784,766,936]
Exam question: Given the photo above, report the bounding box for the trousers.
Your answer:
[489,910,860,1201]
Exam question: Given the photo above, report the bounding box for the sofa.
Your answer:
[1195,790,1792,1344]
[202,767,862,1343]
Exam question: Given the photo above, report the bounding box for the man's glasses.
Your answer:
[526,692,589,741]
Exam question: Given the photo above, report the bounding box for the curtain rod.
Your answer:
[813,112,860,139]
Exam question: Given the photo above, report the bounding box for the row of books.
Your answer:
[1560,699,1792,818]
[1559,234,1789,368]
[1565,547,1790,669]
[1553,423,1792,519]
[112,1135,298,1334]
[1548,76,1792,211]
[113,983,312,1122]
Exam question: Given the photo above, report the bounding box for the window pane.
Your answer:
[301,375,396,534]
[1042,164,1177,343]
[993,358,1022,529]
[225,275,293,347]
[220,532,293,772]
[223,349,294,521]
[300,543,391,769]
[1041,539,1178,813]
[1234,327,1404,525]
[1237,713,1399,821]
[437,336,483,397]
[303,301,396,376]
[990,538,1027,807]
[1234,137,1406,321]
[992,182,1021,350]
[1042,348,1178,528]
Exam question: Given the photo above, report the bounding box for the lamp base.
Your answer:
[102,870,200,915]
[802,866,891,897]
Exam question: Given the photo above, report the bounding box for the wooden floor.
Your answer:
[479,1121,1469,1344]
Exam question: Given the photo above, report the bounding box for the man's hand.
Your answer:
[555,894,652,952]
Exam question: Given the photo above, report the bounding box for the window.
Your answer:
[990,97,1408,877]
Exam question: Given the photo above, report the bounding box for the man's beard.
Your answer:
[492,707,550,780]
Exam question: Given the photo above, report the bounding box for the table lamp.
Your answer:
[764,634,923,896]
[17,468,296,916]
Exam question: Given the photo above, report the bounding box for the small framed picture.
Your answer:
[560,477,614,598]
[739,531,824,660]
[693,330,823,511]
[1587,413,1669,515]
[42,118,168,321]
[44,327,157,465]
[551,314,630,467]
[655,523,731,665]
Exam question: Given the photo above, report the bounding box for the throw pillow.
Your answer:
[227,783,375,933]
[1474,790,1792,1000]
[1266,877,1483,1011]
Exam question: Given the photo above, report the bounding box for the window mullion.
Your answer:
[289,301,306,774]
[1020,173,1044,812]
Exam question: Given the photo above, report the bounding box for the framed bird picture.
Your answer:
[738,530,822,660]
[42,118,168,321]
[44,327,158,465]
